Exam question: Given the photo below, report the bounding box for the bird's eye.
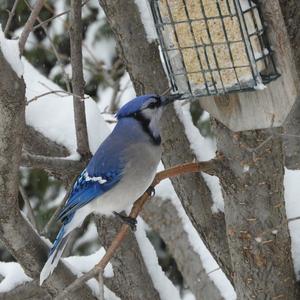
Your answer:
[148,102,157,109]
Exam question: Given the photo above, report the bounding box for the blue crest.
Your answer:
[116,94,158,119]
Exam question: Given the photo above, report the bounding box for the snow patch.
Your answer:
[284,168,300,278]
[23,58,110,155]
[289,220,300,280]
[0,262,32,292]
[254,82,266,91]
[63,248,117,298]
[135,217,181,300]
[174,102,224,212]
[284,168,300,219]
[0,26,23,78]
[64,248,113,278]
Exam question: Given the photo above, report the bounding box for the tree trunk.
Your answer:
[213,120,298,299]
[279,0,300,169]
[0,49,95,300]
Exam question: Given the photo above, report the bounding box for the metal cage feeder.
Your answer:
[150,0,280,98]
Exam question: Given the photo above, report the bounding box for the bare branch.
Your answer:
[42,190,71,237]
[26,87,89,105]
[54,159,221,299]
[36,20,72,92]
[288,216,300,222]
[19,185,39,232]
[32,0,90,31]
[27,90,72,104]
[21,152,84,175]
[3,0,21,36]
[70,0,91,160]
[98,270,104,300]
[19,0,45,54]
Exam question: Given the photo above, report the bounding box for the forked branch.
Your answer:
[54,158,222,300]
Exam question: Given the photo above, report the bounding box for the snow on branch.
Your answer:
[0,26,23,78]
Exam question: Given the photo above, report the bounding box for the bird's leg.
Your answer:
[113,211,137,231]
[146,186,155,197]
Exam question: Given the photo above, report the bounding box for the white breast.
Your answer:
[90,142,162,215]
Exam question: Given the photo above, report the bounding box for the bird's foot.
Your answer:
[113,211,137,231]
[146,186,155,197]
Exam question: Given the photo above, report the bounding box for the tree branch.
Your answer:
[19,185,39,232]
[19,0,45,54]
[54,159,221,299]
[24,125,69,157]
[70,0,91,160]
[3,0,21,36]
[21,152,84,175]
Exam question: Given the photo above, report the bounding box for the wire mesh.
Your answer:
[150,0,280,98]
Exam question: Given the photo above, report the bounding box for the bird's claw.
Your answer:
[146,186,155,197]
[113,211,137,231]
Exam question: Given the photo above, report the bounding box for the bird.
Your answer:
[39,93,182,285]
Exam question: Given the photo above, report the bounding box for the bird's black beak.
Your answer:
[161,94,184,106]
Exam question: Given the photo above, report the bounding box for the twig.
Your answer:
[98,269,104,300]
[70,0,91,160]
[32,0,90,31]
[108,79,121,112]
[288,216,300,223]
[26,88,89,105]
[4,0,20,36]
[23,0,72,92]
[19,0,45,54]
[41,192,69,237]
[27,90,71,104]
[36,21,72,92]
[19,185,39,232]
[54,159,220,300]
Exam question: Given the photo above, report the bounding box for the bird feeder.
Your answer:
[150,0,297,131]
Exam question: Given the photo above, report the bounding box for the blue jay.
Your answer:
[40,93,182,284]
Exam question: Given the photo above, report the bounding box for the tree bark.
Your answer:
[278,0,300,169]
[95,216,160,300]
[142,197,224,300]
[98,0,233,282]
[0,281,50,300]
[213,120,298,299]
[0,50,95,299]
[24,125,69,157]
[70,0,91,160]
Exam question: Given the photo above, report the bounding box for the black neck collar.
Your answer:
[132,113,161,146]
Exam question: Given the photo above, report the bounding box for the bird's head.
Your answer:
[116,94,182,144]
[116,94,182,120]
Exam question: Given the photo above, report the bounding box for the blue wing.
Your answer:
[57,132,126,223]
